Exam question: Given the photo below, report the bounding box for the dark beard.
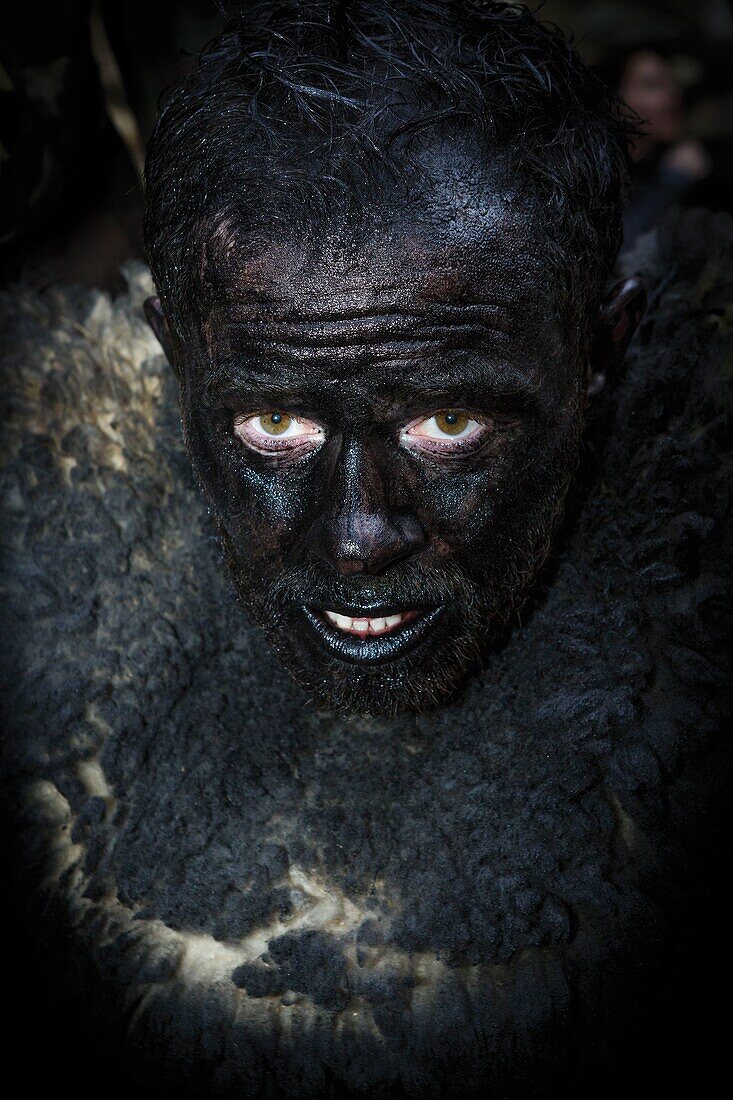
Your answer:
[217,496,567,716]
[256,556,488,715]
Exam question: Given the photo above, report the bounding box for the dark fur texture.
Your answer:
[1,210,731,1096]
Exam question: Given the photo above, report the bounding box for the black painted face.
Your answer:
[148,153,640,714]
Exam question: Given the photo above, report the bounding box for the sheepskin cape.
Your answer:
[1,210,731,1098]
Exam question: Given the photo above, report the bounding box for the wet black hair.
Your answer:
[144,1,634,335]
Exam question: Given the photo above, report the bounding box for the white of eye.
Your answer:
[233,412,325,450]
[400,411,484,446]
[253,414,320,439]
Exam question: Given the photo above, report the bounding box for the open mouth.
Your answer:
[302,605,443,664]
[321,609,419,637]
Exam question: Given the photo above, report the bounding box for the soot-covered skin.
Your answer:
[141,0,647,717]
[1,211,731,1097]
[146,147,642,715]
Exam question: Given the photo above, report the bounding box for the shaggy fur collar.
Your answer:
[1,210,731,1097]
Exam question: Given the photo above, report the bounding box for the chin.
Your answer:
[272,636,479,716]
[255,601,506,716]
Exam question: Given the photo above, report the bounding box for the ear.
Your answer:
[144,295,175,367]
[587,275,646,397]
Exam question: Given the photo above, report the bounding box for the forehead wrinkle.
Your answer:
[213,251,546,318]
[209,332,513,391]
[211,312,515,360]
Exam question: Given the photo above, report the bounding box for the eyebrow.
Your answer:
[207,349,549,417]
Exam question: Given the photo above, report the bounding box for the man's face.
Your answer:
[166,156,588,714]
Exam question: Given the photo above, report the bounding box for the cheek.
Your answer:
[230,476,311,547]
[413,427,576,555]
[417,474,499,553]
[183,409,315,561]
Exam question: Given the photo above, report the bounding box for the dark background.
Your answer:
[1,2,731,1097]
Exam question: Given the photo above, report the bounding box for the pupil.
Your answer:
[444,412,458,425]
[271,412,282,424]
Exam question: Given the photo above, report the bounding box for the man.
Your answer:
[4,5,729,1097]
[143,0,645,714]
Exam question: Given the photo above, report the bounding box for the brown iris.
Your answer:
[260,412,291,435]
[435,411,468,435]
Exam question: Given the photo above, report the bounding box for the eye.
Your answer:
[399,410,489,452]
[233,411,325,454]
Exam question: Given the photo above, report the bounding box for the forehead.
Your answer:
[205,145,552,319]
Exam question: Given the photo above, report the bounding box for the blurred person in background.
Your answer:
[618,46,713,245]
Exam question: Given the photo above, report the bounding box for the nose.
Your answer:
[306,439,425,576]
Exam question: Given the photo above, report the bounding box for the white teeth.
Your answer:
[323,610,412,636]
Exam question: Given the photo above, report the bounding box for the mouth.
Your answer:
[322,608,420,636]
[302,604,443,664]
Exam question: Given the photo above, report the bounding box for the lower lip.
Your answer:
[302,607,443,664]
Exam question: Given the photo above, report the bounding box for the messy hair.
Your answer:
[144,1,633,335]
